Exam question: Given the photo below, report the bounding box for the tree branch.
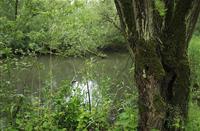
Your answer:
[186,0,200,44]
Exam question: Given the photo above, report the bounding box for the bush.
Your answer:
[0,0,123,57]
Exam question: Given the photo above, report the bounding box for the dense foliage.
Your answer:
[1,0,200,130]
[0,0,123,58]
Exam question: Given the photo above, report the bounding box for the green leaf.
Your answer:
[155,0,167,17]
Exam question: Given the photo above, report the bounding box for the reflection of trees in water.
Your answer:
[69,80,101,111]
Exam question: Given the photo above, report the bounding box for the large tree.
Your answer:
[114,0,200,131]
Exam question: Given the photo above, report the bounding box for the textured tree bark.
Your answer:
[114,0,200,130]
[135,39,166,131]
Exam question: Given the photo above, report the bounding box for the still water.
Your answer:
[10,53,135,94]
[0,53,136,129]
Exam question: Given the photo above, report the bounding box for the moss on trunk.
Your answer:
[114,0,200,130]
[135,39,166,130]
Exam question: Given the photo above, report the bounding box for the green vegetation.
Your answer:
[1,0,200,130]
[189,36,200,107]
[0,0,123,58]
[0,57,137,130]
[154,0,167,17]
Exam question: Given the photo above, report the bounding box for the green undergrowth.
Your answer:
[0,79,138,131]
[189,36,200,106]
[1,53,200,131]
[186,103,200,131]
[0,56,138,131]
[0,35,200,130]
[1,0,200,130]
[185,36,200,130]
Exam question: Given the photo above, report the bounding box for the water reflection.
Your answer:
[3,53,135,95]
[70,80,100,108]
[0,53,136,129]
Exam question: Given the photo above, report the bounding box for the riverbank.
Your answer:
[0,42,128,60]
[1,50,200,130]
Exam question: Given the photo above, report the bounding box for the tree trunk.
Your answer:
[15,0,19,20]
[114,0,200,130]
[135,39,166,131]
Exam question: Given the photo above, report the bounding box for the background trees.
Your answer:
[0,0,123,57]
[0,0,200,130]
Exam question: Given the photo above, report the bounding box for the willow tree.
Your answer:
[114,0,200,131]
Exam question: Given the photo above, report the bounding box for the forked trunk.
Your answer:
[160,33,191,131]
[114,0,200,130]
[134,39,190,131]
